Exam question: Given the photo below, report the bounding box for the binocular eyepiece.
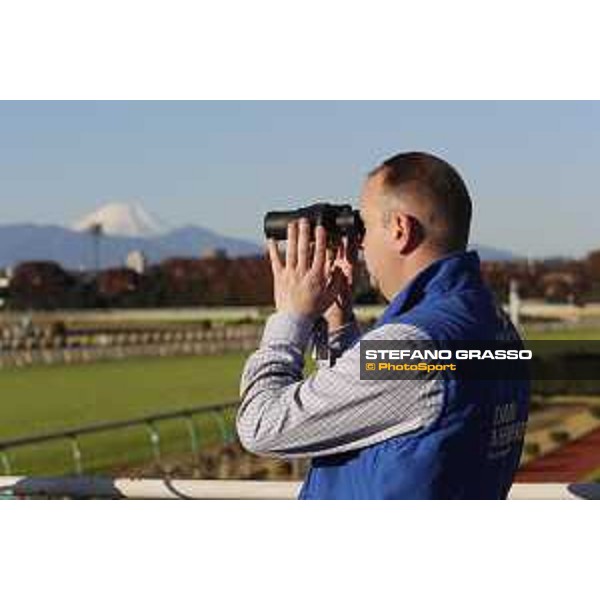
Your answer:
[264,202,364,243]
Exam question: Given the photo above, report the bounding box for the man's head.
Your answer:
[359,151,472,300]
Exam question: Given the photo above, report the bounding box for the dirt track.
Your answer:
[517,425,600,482]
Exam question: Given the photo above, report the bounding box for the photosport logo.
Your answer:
[360,340,600,382]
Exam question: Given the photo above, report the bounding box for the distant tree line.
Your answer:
[480,256,595,304]
[4,250,600,310]
[6,257,276,310]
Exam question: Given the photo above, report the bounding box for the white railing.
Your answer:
[1,477,598,499]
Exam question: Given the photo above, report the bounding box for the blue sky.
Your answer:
[0,101,598,258]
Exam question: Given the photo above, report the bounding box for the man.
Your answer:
[237,151,530,499]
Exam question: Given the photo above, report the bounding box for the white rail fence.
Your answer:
[0,477,599,499]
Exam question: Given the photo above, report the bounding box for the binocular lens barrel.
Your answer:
[263,211,299,240]
[264,203,364,241]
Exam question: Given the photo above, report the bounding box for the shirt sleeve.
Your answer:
[236,312,444,459]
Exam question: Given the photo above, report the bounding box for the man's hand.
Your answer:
[267,219,342,319]
[323,236,358,330]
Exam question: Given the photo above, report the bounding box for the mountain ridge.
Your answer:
[0,223,263,269]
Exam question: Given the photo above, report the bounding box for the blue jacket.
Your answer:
[299,251,530,499]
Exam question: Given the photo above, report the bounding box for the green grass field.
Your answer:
[0,353,250,476]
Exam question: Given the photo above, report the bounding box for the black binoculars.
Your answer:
[263,203,364,243]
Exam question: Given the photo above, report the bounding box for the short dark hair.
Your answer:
[369,151,472,252]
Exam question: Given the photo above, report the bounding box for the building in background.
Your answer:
[0,267,12,309]
[125,250,148,275]
[201,247,228,259]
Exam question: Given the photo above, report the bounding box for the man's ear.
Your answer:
[392,212,424,254]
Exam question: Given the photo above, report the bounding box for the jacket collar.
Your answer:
[378,250,482,323]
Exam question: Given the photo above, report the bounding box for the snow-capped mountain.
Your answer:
[0,201,262,268]
[72,202,166,238]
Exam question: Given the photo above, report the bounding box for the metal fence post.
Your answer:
[185,415,200,455]
[211,409,231,444]
[0,451,11,476]
[69,435,84,475]
[145,421,162,463]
